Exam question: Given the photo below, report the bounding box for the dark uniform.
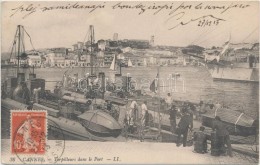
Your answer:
[212,118,233,157]
[169,105,177,133]
[107,101,112,111]
[194,128,207,153]
[176,112,192,147]
[21,83,30,104]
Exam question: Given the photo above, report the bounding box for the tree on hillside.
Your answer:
[182,45,205,54]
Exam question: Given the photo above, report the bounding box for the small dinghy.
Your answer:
[78,110,122,137]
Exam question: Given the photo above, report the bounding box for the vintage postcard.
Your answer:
[1,1,259,164]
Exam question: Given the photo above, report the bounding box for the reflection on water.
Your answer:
[2,66,259,118]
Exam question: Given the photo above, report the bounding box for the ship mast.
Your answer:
[17,25,22,75]
[89,25,95,76]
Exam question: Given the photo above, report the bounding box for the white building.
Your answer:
[96,51,105,67]
[75,54,91,67]
[148,56,157,65]
[27,55,41,67]
[79,55,91,64]
[98,40,106,51]
[145,49,173,57]
[10,58,28,66]
[65,58,77,67]
[46,53,65,67]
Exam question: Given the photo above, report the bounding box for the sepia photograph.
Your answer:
[1,1,259,164]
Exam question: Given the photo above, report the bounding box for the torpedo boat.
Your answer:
[1,25,124,141]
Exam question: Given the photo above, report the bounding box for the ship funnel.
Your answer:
[98,72,105,98]
[29,73,36,80]
[17,73,25,84]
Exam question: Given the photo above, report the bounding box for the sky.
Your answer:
[1,1,259,52]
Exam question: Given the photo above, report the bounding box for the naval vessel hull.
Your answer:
[208,63,259,83]
[1,98,125,142]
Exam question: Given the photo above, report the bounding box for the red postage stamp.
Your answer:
[11,111,47,154]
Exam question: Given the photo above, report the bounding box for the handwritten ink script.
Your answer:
[9,2,251,29]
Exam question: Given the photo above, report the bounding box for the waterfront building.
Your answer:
[72,44,78,51]
[9,58,28,66]
[148,56,157,65]
[104,52,114,66]
[27,55,41,67]
[123,55,144,66]
[65,58,77,67]
[77,42,84,50]
[98,40,106,51]
[145,49,173,57]
[252,43,259,50]
[46,52,65,67]
[79,54,90,64]
[96,51,105,67]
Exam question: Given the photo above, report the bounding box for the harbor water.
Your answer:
[2,66,259,119]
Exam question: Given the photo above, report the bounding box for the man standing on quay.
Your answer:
[176,108,192,147]
[212,116,233,157]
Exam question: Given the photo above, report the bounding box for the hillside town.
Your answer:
[2,33,259,69]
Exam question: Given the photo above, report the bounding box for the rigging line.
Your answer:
[194,26,224,46]
[21,26,25,52]
[9,37,16,61]
[241,26,259,43]
[197,26,232,45]
[199,24,257,46]
[196,25,232,45]
[195,24,231,46]
[7,37,15,59]
[4,36,17,79]
[196,25,231,46]
[13,45,17,76]
[21,27,25,54]
[80,26,93,59]
[197,10,260,45]
[9,28,19,61]
[190,12,235,46]
[187,15,217,45]
[186,7,238,47]
[83,32,88,43]
[23,27,36,51]
[190,28,211,45]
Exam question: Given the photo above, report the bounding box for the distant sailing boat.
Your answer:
[127,58,133,67]
[109,54,117,83]
[110,54,117,71]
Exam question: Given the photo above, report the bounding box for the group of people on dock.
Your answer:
[123,92,233,157]
[168,93,233,157]
[124,100,149,134]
